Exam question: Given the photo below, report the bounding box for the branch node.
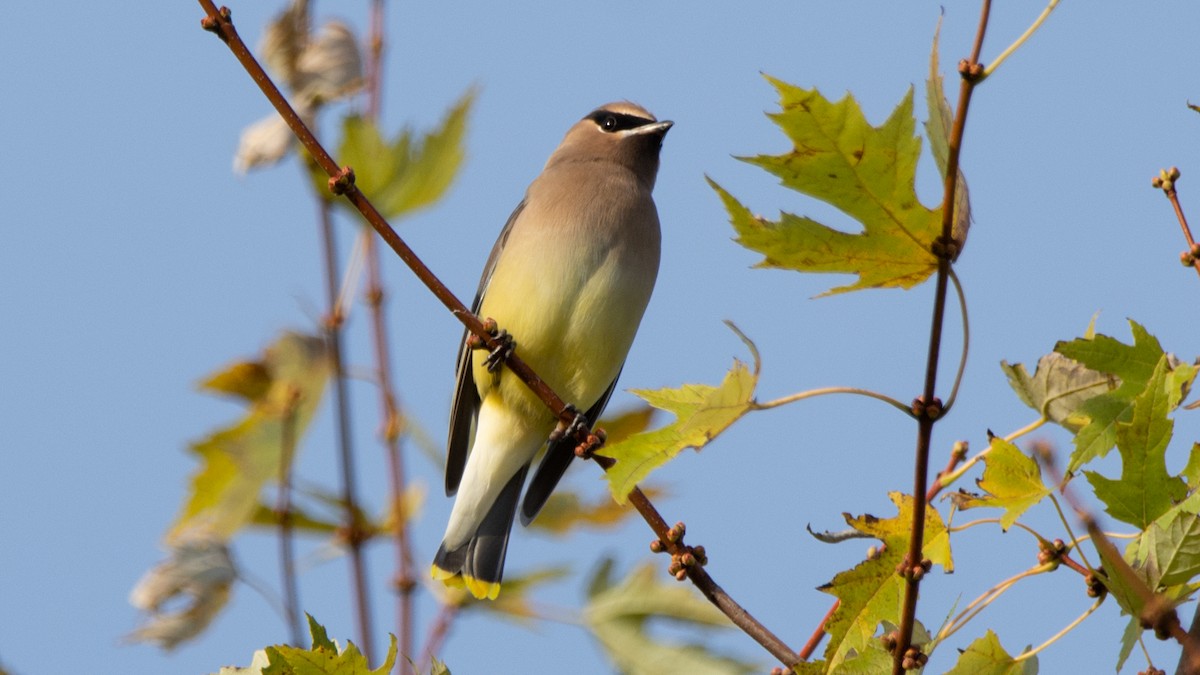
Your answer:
[957,58,985,82]
[1084,571,1107,599]
[910,395,943,420]
[328,166,357,195]
[573,428,607,460]
[930,235,960,261]
[391,573,417,594]
[200,6,231,36]
[900,646,928,670]
[1036,538,1067,570]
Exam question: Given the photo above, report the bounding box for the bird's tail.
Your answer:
[431,465,528,600]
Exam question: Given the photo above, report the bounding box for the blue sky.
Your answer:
[5,2,1200,673]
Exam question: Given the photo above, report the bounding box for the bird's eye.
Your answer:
[600,115,619,132]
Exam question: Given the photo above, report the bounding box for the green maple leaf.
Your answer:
[943,630,1036,675]
[710,76,948,296]
[957,437,1052,530]
[322,89,473,220]
[584,559,755,675]
[1054,319,1195,470]
[171,332,329,543]
[1129,490,1200,589]
[819,493,951,670]
[1085,356,1187,529]
[260,614,397,675]
[601,323,759,503]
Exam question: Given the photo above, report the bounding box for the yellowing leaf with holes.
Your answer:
[819,493,951,671]
[601,325,759,503]
[710,76,946,296]
[170,332,329,543]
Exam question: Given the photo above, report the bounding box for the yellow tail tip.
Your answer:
[430,564,501,600]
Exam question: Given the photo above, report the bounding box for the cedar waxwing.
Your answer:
[432,102,672,600]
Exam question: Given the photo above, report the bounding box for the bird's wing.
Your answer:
[519,366,622,525]
[445,200,526,496]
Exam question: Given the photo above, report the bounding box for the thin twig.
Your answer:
[982,0,1060,79]
[798,599,839,661]
[359,0,418,667]
[363,231,418,669]
[278,386,303,646]
[196,4,793,666]
[1154,169,1200,282]
[893,3,991,672]
[317,196,375,660]
[623,486,801,668]
[752,386,913,417]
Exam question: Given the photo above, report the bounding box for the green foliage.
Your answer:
[171,332,330,543]
[212,615,397,675]
[323,89,474,220]
[1053,320,1195,470]
[584,559,757,675]
[958,437,1052,530]
[710,76,953,296]
[818,493,951,671]
[943,630,1036,674]
[601,324,760,502]
[1085,356,1188,529]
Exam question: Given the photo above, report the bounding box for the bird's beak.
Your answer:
[630,120,674,136]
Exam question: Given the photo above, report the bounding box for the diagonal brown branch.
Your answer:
[196,3,798,668]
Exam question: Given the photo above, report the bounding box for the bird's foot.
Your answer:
[548,404,586,444]
[466,318,516,373]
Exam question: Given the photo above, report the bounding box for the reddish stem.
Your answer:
[893,3,991,673]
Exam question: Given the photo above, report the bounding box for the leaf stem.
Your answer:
[752,386,912,416]
[894,3,991,671]
[982,0,1060,79]
[1011,595,1103,662]
[937,562,1055,641]
[1047,494,1095,574]
[940,268,970,413]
